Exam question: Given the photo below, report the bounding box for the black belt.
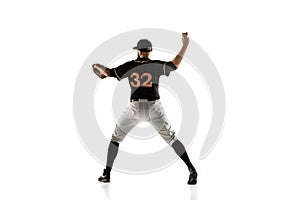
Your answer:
[130,98,159,102]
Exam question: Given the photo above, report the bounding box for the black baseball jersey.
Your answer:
[109,57,177,100]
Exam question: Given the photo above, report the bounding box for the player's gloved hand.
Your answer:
[182,32,189,47]
[92,63,108,79]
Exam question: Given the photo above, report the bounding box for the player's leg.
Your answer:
[99,102,139,183]
[149,101,197,185]
[103,124,130,173]
[171,140,197,184]
[98,140,119,183]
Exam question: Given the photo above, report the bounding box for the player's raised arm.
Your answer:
[172,32,189,68]
[92,64,110,79]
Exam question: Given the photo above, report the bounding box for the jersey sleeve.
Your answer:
[154,60,177,76]
[109,61,132,80]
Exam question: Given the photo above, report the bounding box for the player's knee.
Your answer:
[111,134,125,143]
[168,136,177,146]
[111,136,123,143]
[111,125,127,143]
[158,130,177,145]
[111,141,120,146]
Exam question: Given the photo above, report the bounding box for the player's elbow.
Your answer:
[172,61,179,68]
[172,58,181,68]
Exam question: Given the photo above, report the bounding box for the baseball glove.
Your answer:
[92,63,108,79]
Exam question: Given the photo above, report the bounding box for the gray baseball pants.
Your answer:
[111,99,177,145]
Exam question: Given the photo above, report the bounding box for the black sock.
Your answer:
[171,140,195,172]
[105,141,120,173]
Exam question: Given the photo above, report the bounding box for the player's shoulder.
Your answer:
[117,60,134,68]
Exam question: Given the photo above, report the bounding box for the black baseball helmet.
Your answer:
[133,39,152,52]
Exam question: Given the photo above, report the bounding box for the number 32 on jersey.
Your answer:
[130,72,153,88]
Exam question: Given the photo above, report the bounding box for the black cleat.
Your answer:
[98,169,110,183]
[187,169,197,185]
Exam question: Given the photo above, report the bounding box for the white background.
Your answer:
[0,0,299,200]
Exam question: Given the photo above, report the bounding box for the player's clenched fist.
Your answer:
[92,63,108,79]
[182,32,189,47]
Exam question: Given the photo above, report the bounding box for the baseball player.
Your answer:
[92,33,197,185]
